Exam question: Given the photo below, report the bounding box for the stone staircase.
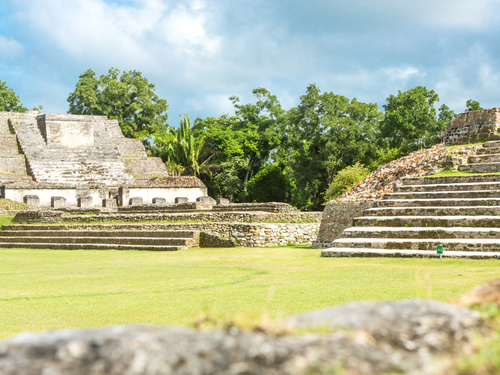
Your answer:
[460,140,500,173]
[322,172,500,259]
[9,117,135,185]
[0,225,199,251]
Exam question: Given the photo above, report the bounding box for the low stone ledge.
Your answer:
[5,221,320,247]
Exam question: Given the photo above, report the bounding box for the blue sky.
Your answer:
[1,0,500,123]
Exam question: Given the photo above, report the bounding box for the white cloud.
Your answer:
[383,66,422,82]
[11,0,220,68]
[0,36,24,59]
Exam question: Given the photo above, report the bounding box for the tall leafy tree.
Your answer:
[465,99,483,112]
[0,81,28,112]
[282,84,382,210]
[67,68,168,138]
[380,86,452,152]
[199,88,285,201]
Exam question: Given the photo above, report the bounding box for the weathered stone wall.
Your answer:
[211,202,298,213]
[313,200,374,248]
[13,210,322,224]
[444,108,500,145]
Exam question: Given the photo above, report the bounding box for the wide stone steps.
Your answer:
[0,227,200,251]
[322,143,500,258]
[468,154,500,163]
[321,248,500,259]
[353,215,500,228]
[0,230,196,238]
[395,182,500,193]
[341,227,500,239]
[364,206,500,216]
[459,163,500,173]
[384,190,500,199]
[0,243,183,251]
[330,238,500,252]
[373,198,500,208]
[403,175,500,185]
[477,147,500,155]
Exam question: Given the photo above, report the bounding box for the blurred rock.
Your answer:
[0,300,485,375]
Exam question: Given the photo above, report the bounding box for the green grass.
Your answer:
[0,246,499,340]
[445,142,485,149]
[425,170,500,178]
[0,215,14,229]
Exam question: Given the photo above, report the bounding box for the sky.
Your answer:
[1,0,500,123]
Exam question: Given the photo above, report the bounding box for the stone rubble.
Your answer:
[338,143,481,202]
[0,300,485,375]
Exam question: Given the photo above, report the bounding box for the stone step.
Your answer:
[477,147,500,155]
[0,236,196,246]
[459,163,500,173]
[0,230,199,238]
[353,215,500,228]
[468,154,500,163]
[331,238,500,252]
[321,248,500,259]
[364,206,500,216]
[341,226,500,239]
[403,175,500,186]
[374,198,500,208]
[483,141,500,148]
[395,182,500,193]
[0,243,182,251]
[384,191,500,199]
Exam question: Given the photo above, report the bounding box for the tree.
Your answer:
[247,164,290,203]
[282,84,382,210]
[0,81,28,112]
[199,88,286,201]
[465,99,483,112]
[380,86,452,153]
[67,68,168,138]
[324,162,370,201]
[157,114,214,178]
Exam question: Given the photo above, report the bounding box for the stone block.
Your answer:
[152,197,167,205]
[175,197,189,204]
[196,196,216,205]
[129,197,143,206]
[217,198,230,205]
[23,195,39,206]
[78,196,93,208]
[102,198,117,209]
[51,196,66,208]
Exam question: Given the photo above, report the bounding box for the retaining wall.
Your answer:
[313,200,374,248]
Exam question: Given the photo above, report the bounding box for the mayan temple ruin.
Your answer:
[0,111,207,207]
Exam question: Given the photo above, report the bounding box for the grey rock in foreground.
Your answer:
[0,300,484,375]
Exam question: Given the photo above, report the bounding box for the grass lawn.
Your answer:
[0,246,499,340]
[425,170,500,178]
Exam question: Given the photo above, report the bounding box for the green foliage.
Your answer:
[0,81,28,112]
[67,68,168,138]
[367,148,404,171]
[380,86,453,153]
[160,115,213,177]
[247,164,290,202]
[465,99,483,112]
[282,84,382,210]
[199,88,286,201]
[324,162,370,201]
